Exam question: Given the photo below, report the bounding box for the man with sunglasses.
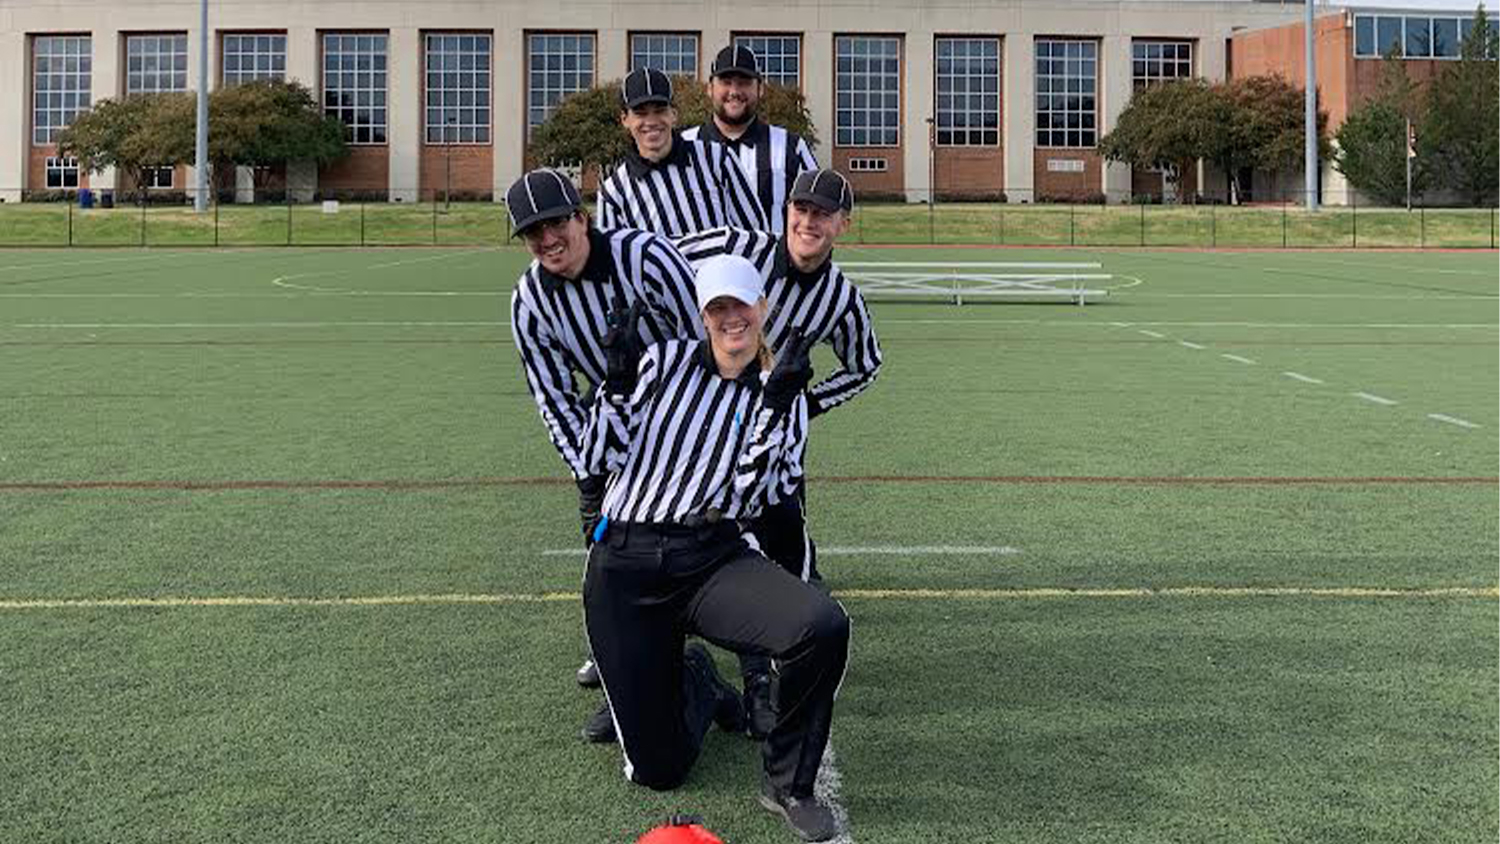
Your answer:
[506,168,702,740]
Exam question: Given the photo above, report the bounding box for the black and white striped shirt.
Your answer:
[597,133,769,237]
[682,120,817,237]
[510,227,702,480]
[585,339,808,524]
[674,227,883,419]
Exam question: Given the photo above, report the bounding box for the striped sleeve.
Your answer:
[734,394,808,514]
[510,283,592,479]
[584,346,661,478]
[596,168,627,231]
[638,235,706,340]
[675,227,778,271]
[807,278,884,417]
[793,134,818,174]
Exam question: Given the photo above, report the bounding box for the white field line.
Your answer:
[1354,391,1399,406]
[1137,329,1166,339]
[1282,371,1325,384]
[841,262,1101,269]
[1178,340,1206,350]
[3,586,1494,610]
[1221,354,1257,364]
[8,320,508,329]
[815,744,855,844]
[1428,413,1480,429]
[0,291,505,299]
[1116,293,1498,301]
[540,545,1022,558]
[877,319,1497,329]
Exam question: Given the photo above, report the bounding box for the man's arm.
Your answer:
[638,235,706,341]
[806,279,883,418]
[510,285,593,479]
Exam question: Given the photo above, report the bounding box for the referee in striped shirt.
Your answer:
[505,168,702,735]
[683,44,818,237]
[597,67,769,237]
[584,255,848,842]
[676,169,881,738]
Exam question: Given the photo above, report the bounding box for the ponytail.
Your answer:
[756,331,775,372]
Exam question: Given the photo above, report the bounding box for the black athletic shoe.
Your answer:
[742,672,777,740]
[581,700,616,743]
[683,643,745,734]
[758,781,839,842]
[577,658,601,688]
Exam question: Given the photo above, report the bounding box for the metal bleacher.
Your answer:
[840,262,1111,305]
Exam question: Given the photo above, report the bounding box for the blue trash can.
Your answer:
[78,188,94,209]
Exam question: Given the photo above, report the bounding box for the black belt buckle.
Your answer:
[683,509,728,542]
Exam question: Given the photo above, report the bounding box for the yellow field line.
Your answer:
[0,586,1494,610]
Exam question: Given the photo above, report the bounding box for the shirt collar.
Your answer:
[624,131,693,180]
[773,236,833,287]
[698,118,768,150]
[694,339,764,391]
[537,227,614,295]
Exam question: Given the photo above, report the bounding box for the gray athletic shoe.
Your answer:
[758,781,838,842]
[577,658,601,688]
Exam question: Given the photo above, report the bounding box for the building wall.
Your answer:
[4,0,1381,205]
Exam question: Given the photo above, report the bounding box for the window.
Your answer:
[835,35,901,147]
[223,33,286,85]
[126,34,188,94]
[1355,16,1376,57]
[45,156,79,189]
[1405,17,1432,58]
[1132,40,1192,88]
[935,37,999,147]
[425,33,491,144]
[734,34,801,88]
[32,36,92,145]
[527,33,595,134]
[1354,15,1488,59]
[847,156,887,172]
[1432,18,1460,58]
[1035,39,1097,148]
[143,166,174,189]
[323,33,388,145]
[631,33,698,76]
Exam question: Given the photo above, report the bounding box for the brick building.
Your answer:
[0,0,1486,206]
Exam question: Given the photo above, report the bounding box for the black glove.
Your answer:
[577,475,606,545]
[764,328,816,413]
[602,298,646,396]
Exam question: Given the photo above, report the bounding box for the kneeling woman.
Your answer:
[583,255,849,841]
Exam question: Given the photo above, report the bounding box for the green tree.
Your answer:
[1421,5,1499,205]
[55,92,195,195]
[1334,56,1427,206]
[1099,79,1225,201]
[210,80,348,193]
[1219,74,1331,201]
[529,75,818,175]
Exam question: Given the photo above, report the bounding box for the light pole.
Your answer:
[194,0,209,212]
[1304,0,1318,211]
[445,115,457,211]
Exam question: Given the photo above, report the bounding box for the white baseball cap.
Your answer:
[694,254,764,312]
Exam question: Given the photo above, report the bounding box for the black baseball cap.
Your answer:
[621,67,673,110]
[506,169,583,236]
[789,169,854,213]
[710,44,761,80]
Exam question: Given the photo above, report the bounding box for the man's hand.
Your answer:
[576,475,607,546]
[602,297,646,396]
[764,328,816,413]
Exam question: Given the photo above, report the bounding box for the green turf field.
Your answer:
[1,246,1496,843]
[2,200,1496,249]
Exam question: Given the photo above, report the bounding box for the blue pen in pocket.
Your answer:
[592,515,610,544]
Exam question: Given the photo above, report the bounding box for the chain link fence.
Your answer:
[1,187,1495,249]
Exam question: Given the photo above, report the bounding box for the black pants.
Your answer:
[739,479,819,678]
[584,520,849,796]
